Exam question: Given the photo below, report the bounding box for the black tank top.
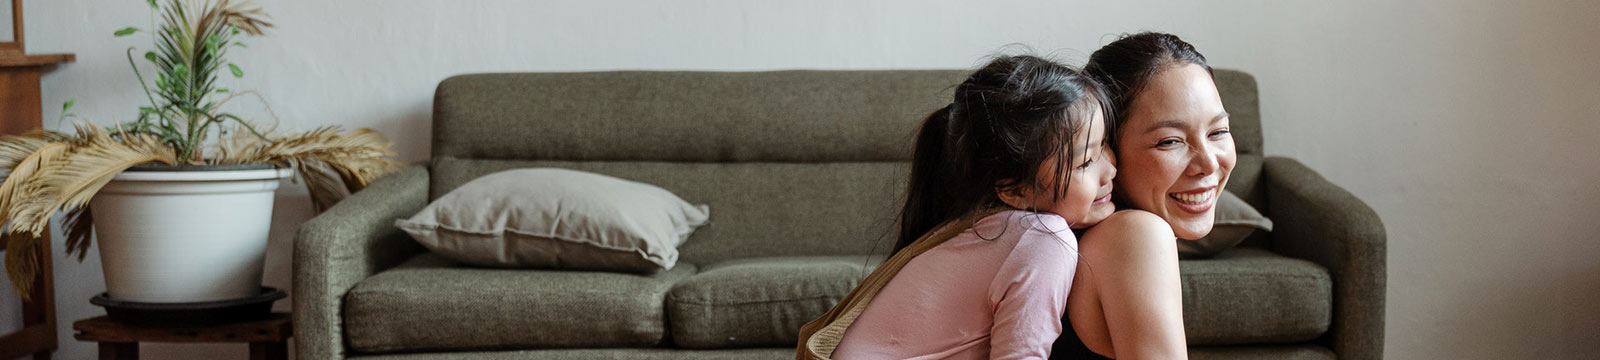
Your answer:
[1051,228,1114,360]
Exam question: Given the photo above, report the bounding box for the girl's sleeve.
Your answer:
[987,230,1079,360]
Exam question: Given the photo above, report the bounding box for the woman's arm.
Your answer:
[1071,210,1188,359]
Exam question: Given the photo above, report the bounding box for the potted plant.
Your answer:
[0,0,397,306]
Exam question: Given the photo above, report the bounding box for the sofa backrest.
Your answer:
[430,69,1264,265]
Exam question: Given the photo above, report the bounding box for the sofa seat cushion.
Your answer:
[666,256,880,348]
[1181,248,1332,345]
[344,253,696,353]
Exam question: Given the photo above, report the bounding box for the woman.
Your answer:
[1051,32,1237,359]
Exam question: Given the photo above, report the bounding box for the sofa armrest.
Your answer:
[293,165,430,359]
[1261,156,1386,360]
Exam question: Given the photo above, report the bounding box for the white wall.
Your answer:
[0,1,13,43]
[3,0,1596,359]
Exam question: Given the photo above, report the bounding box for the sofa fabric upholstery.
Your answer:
[295,69,1385,359]
[431,157,907,265]
[431,71,964,163]
[296,165,432,359]
[1181,248,1332,345]
[344,253,696,352]
[667,256,883,349]
[1265,157,1388,360]
[430,70,1264,162]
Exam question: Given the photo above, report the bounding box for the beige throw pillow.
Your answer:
[1177,191,1273,259]
[395,168,710,272]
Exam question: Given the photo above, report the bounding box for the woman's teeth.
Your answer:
[1170,190,1213,205]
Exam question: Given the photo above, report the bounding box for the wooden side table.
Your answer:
[72,313,292,360]
[0,52,74,360]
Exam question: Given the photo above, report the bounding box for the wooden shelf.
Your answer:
[0,50,71,360]
[0,53,75,67]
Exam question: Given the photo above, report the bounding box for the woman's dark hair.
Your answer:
[895,55,1110,253]
[1084,32,1211,147]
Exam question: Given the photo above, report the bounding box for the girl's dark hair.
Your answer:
[895,55,1110,253]
[1084,32,1211,147]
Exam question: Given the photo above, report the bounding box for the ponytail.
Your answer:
[897,105,957,253]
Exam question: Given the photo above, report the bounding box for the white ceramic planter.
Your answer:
[89,166,292,303]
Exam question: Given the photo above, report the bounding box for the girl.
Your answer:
[797,55,1117,360]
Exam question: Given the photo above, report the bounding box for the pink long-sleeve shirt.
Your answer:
[832,210,1079,360]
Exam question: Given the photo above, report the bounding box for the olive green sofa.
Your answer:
[293,69,1385,359]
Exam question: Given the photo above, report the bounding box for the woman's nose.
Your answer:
[1188,143,1220,177]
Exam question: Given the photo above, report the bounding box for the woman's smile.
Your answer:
[1167,186,1216,213]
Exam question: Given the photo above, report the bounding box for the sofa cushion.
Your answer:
[1181,248,1332,345]
[343,253,696,353]
[397,168,709,272]
[666,256,881,348]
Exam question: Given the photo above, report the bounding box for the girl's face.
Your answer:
[999,105,1117,228]
[1114,64,1236,240]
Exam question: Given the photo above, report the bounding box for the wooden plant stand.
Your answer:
[72,313,292,360]
[0,232,57,360]
[0,52,74,360]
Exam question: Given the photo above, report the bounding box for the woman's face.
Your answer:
[1114,64,1236,240]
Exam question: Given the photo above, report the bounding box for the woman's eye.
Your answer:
[1209,128,1232,139]
[1155,138,1182,148]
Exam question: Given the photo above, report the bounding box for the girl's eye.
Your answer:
[1076,158,1094,170]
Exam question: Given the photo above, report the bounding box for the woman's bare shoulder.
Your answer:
[1082,210,1175,240]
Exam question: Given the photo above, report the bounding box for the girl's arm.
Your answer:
[988,231,1078,360]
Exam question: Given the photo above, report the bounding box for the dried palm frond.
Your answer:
[8,127,177,239]
[0,134,48,169]
[4,232,45,302]
[2,127,175,298]
[209,0,273,36]
[293,159,353,213]
[0,133,70,302]
[219,126,399,211]
[63,205,95,262]
[0,139,70,221]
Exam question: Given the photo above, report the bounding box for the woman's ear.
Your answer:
[994,184,1032,210]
